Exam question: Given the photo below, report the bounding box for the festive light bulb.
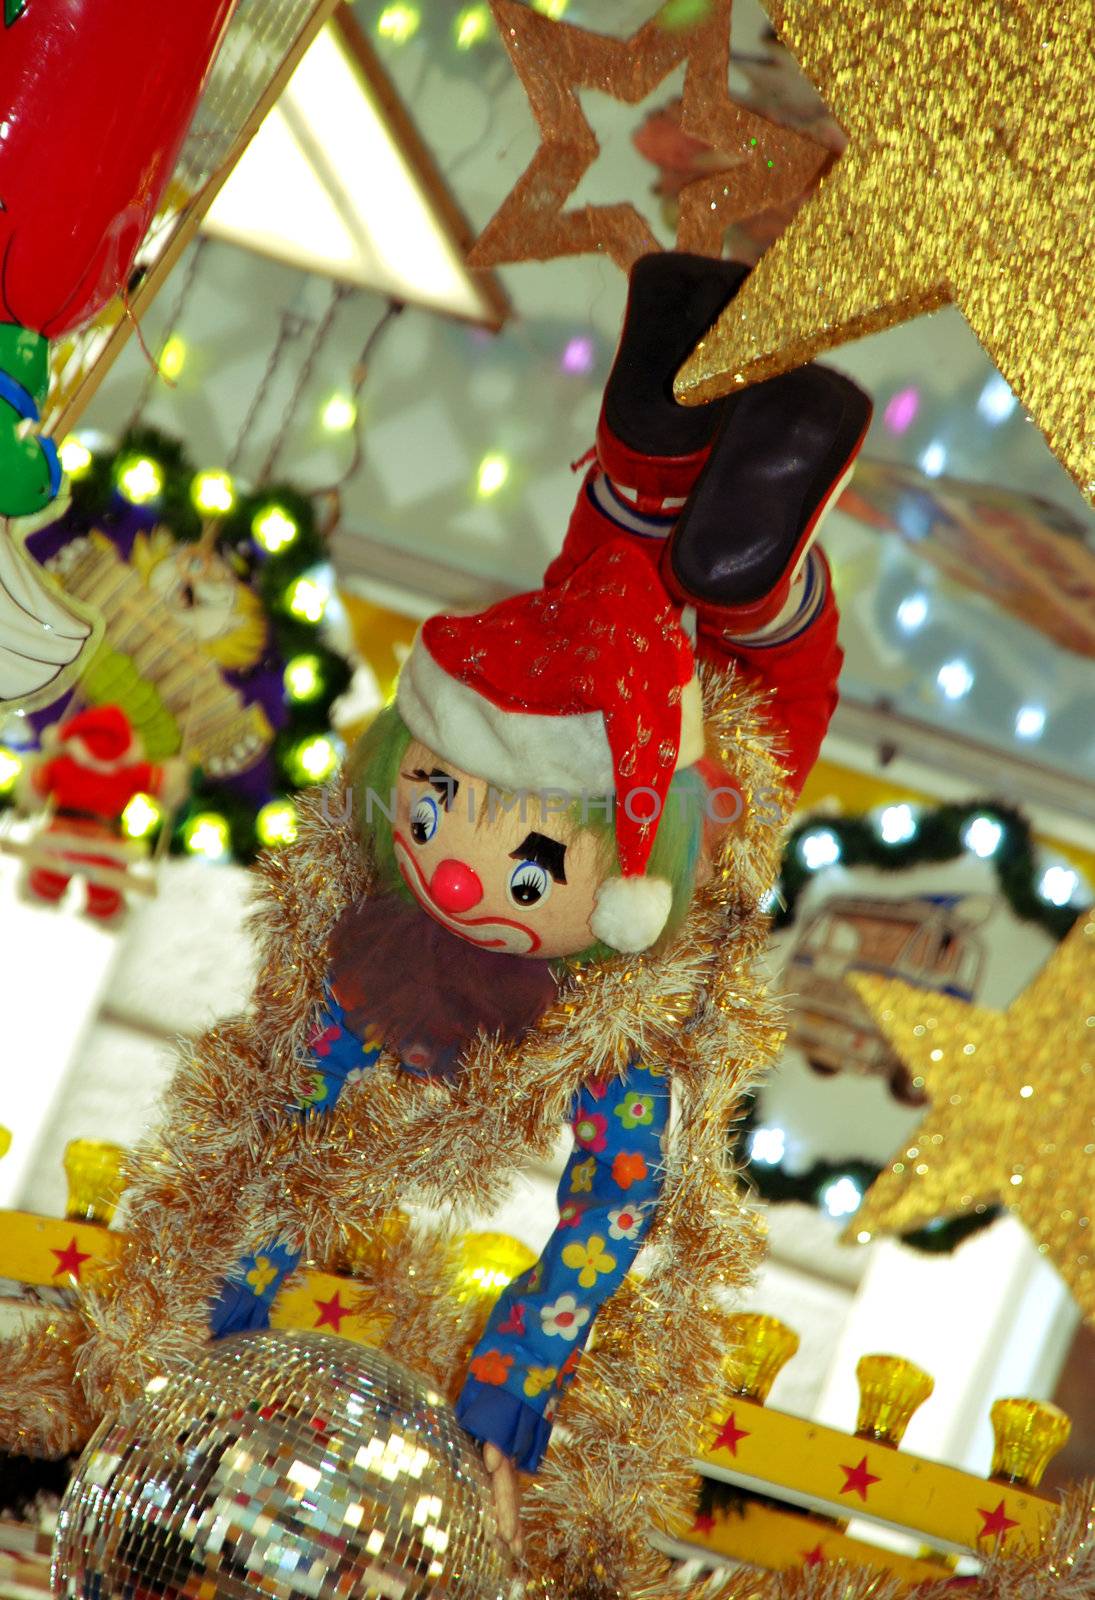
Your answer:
[822,1175,863,1218]
[286,576,328,624]
[1039,865,1079,907]
[1015,704,1046,740]
[896,592,929,633]
[59,435,94,479]
[937,657,974,699]
[722,1314,800,1404]
[878,803,918,845]
[882,386,920,436]
[121,792,163,839]
[855,1354,935,1447]
[560,334,595,374]
[454,4,490,48]
[191,469,235,516]
[977,373,1019,425]
[798,828,842,871]
[963,814,1003,858]
[182,812,231,861]
[918,439,948,477]
[291,734,339,784]
[252,504,299,554]
[476,453,509,498]
[283,654,324,703]
[377,3,420,42]
[256,799,299,847]
[116,455,163,505]
[531,0,568,15]
[160,335,188,382]
[63,1139,127,1227]
[0,745,23,794]
[749,1126,786,1166]
[990,1398,1071,1488]
[322,394,357,432]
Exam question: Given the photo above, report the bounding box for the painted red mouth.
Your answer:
[393,832,542,954]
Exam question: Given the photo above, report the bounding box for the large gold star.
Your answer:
[845,917,1095,1322]
[674,1,1095,508]
[468,0,826,273]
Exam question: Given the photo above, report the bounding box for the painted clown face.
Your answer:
[392,740,611,959]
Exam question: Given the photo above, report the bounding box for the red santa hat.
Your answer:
[47,704,139,767]
[396,540,705,953]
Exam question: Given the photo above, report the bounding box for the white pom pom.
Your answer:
[590,875,673,953]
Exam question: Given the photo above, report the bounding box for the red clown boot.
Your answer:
[546,251,873,797]
[545,252,747,587]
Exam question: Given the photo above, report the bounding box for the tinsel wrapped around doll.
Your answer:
[1,254,875,1595]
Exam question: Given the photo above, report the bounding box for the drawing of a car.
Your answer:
[784,894,988,1104]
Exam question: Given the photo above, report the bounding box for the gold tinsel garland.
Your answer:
[0,667,790,1598]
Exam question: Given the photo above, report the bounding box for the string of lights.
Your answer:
[0,425,352,862]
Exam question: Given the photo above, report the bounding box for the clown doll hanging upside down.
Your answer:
[3,254,870,1578]
[202,254,871,1548]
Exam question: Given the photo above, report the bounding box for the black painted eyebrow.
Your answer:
[510,831,567,884]
[403,767,459,809]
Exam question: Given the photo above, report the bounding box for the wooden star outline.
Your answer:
[844,919,1095,1322]
[675,0,1095,507]
[469,0,826,272]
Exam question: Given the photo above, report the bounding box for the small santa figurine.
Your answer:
[20,703,186,919]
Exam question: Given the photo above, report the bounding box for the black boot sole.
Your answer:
[664,364,873,613]
[603,252,750,460]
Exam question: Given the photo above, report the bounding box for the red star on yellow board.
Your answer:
[469,0,826,272]
[50,1236,92,1282]
[801,1544,827,1567]
[839,1456,880,1501]
[978,1500,1020,1544]
[711,1410,750,1455]
[313,1290,351,1332]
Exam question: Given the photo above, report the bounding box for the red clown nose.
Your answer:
[429,860,484,914]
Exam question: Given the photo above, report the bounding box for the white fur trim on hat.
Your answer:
[398,635,615,797]
[398,633,704,799]
[590,874,673,953]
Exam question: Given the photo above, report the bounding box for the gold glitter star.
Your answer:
[469,0,826,273]
[674,0,1095,508]
[846,918,1095,1321]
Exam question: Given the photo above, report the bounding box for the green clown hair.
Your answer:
[347,703,710,966]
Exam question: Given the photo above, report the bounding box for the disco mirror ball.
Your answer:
[53,1329,510,1600]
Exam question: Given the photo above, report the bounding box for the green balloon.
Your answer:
[0,325,60,518]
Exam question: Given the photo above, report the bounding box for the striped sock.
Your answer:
[589,470,679,543]
[726,547,828,647]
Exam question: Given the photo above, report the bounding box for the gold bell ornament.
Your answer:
[452,1231,537,1308]
[990,1398,1071,1489]
[855,1353,935,1447]
[338,1210,410,1279]
[722,1313,800,1403]
[62,1139,127,1226]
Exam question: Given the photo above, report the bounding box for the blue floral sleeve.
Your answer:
[208,990,383,1337]
[455,1061,669,1472]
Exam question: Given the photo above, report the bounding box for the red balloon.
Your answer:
[0,0,238,338]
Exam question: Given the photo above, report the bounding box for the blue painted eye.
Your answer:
[507,860,550,909]
[411,794,439,844]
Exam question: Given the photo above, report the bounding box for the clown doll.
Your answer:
[201,253,870,1545]
[1,254,870,1578]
